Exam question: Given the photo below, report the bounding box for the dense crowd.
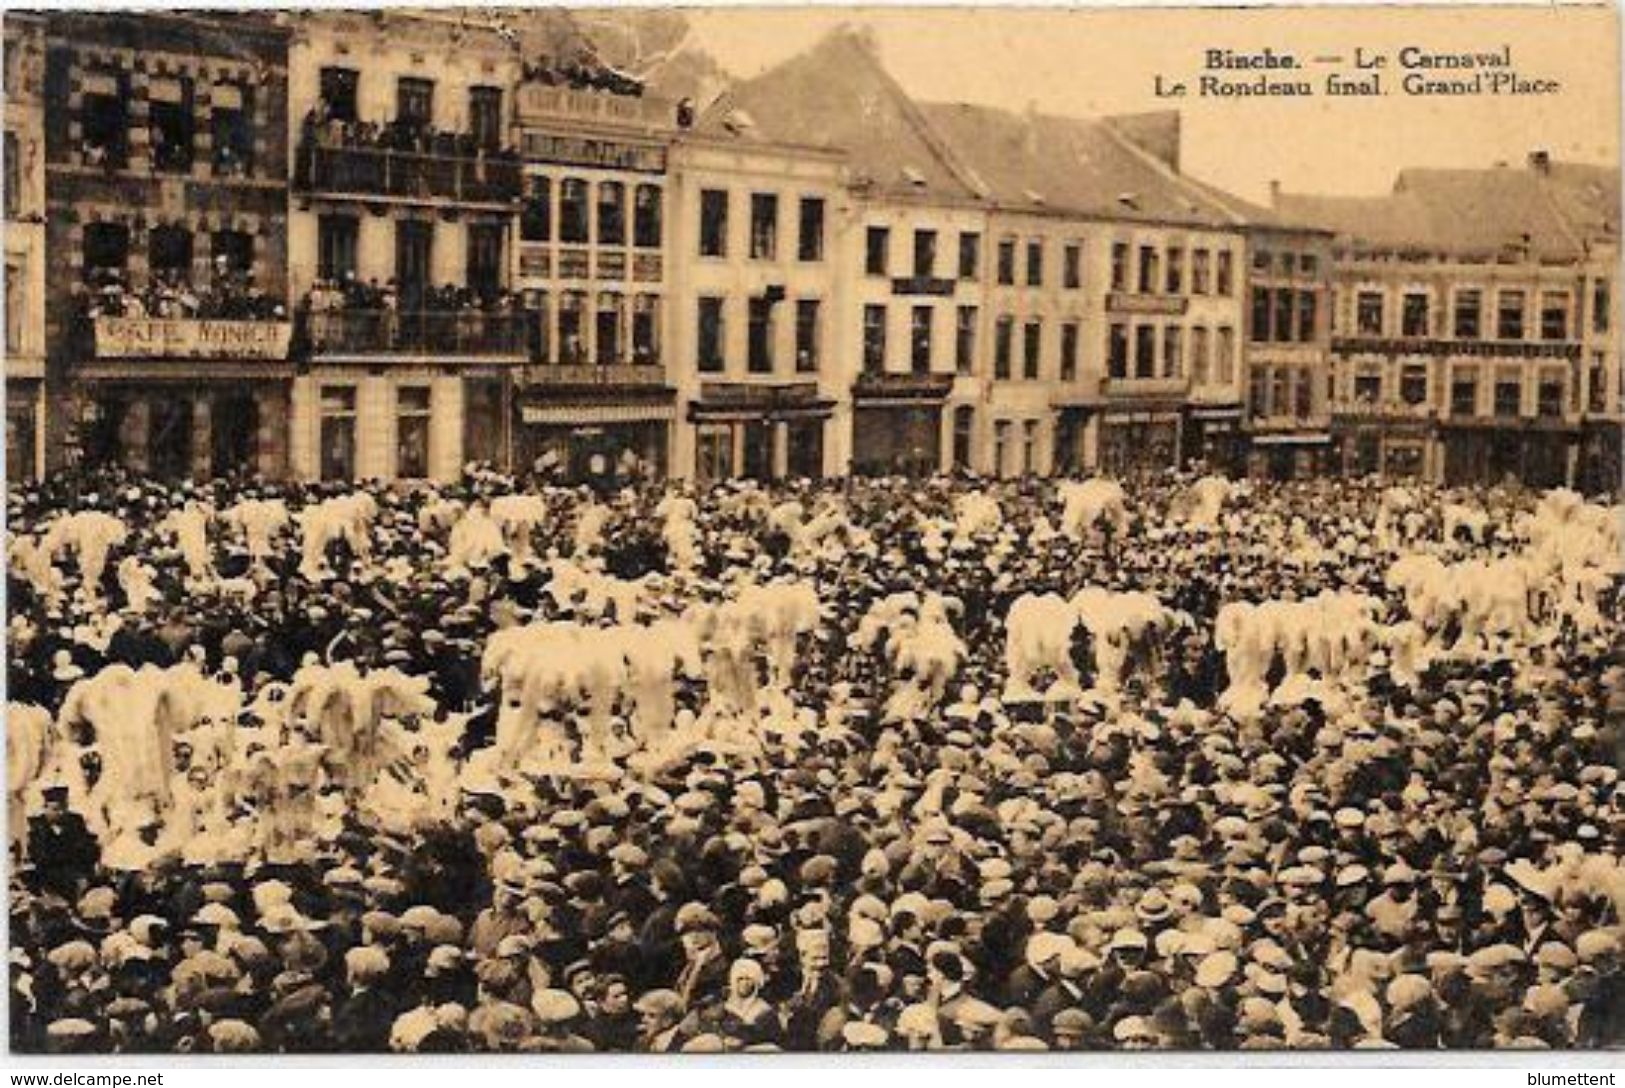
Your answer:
[299,101,520,163]
[79,267,287,323]
[7,466,1621,1053]
[304,276,524,316]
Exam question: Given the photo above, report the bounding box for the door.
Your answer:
[149,397,195,479]
[742,421,774,480]
[396,220,433,311]
[211,392,259,478]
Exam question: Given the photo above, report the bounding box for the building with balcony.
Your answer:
[512,78,679,483]
[287,11,524,482]
[5,14,47,480]
[1278,154,1620,488]
[40,11,293,479]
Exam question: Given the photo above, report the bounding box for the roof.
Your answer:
[1277,159,1620,260]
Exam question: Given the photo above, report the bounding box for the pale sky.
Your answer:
[684,5,1619,202]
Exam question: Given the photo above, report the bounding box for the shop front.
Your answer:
[688,382,833,483]
[1577,420,1621,495]
[1245,431,1334,480]
[521,402,672,484]
[1440,420,1575,489]
[1183,405,1246,474]
[5,376,44,482]
[850,373,955,478]
[1098,411,1181,479]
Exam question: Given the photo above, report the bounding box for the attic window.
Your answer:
[723,109,756,135]
[1118,192,1140,209]
[902,165,926,187]
[1024,189,1045,205]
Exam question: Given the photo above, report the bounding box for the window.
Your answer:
[81,70,130,168]
[1135,325,1156,378]
[1402,293,1430,338]
[1026,240,1043,287]
[1252,249,1272,272]
[559,291,586,364]
[1192,248,1211,295]
[1023,320,1041,380]
[1250,369,1269,417]
[697,425,733,482]
[1497,291,1525,340]
[1273,289,1294,343]
[1251,288,1271,344]
[1593,280,1610,333]
[1295,367,1313,418]
[1537,379,1564,418]
[1495,380,1521,417]
[319,67,358,123]
[1216,326,1235,382]
[560,179,590,244]
[1191,327,1210,385]
[1453,289,1481,339]
[959,233,981,280]
[956,306,978,375]
[697,297,724,373]
[595,292,623,365]
[1451,377,1478,417]
[795,299,820,373]
[148,76,195,174]
[1060,321,1079,381]
[911,306,933,374]
[1300,254,1318,275]
[1540,292,1570,341]
[210,83,254,177]
[997,238,1016,286]
[3,131,16,218]
[1357,292,1384,336]
[750,193,778,260]
[632,294,660,365]
[5,261,21,354]
[993,421,1011,478]
[317,215,358,281]
[748,297,774,373]
[797,197,824,261]
[1216,250,1234,295]
[597,182,626,246]
[699,189,728,257]
[1271,370,1289,419]
[1162,326,1183,378]
[914,230,938,279]
[1400,365,1428,405]
[994,316,1013,380]
[1108,323,1129,379]
[1063,243,1082,290]
[952,405,974,471]
[211,231,253,280]
[1022,420,1038,475]
[1589,356,1608,412]
[865,227,890,277]
[467,224,504,301]
[521,176,552,242]
[1165,247,1184,294]
[1297,290,1317,342]
[82,222,129,284]
[863,304,887,372]
[1137,246,1158,294]
[397,77,434,129]
[469,86,503,151]
[149,225,193,282]
[634,185,662,249]
[319,386,357,482]
[397,387,432,479]
[1111,243,1129,291]
[1355,374,1381,403]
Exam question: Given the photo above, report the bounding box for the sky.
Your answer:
[683,5,1619,202]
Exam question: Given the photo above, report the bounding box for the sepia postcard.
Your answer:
[3,3,1620,1061]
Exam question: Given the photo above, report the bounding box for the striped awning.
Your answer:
[522,403,674,426]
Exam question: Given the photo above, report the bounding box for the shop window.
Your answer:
[866,227,889,277]
[1025,240,1043,287]
[1162,326,1182,379]
[467,223,504,301]
[469,86,503,151]
[797,197,824,261]
[319,67,358,123]
[1108,323,1129,379]
[699,189,727,257]
[1497,291,1525,340]
[317,215,358,282]
[997,238,1016,286]
[912,306,933,374]
[634,185,662,249]
[559,291,586,364]
[1111,243,1129,291]
[397,387,432,479]
[80,71,130,168]
[82,221,130,283]
[749,193,777,260]
[1060,321,1079,382]
[863,304,887,373]
[632,294,659,365]
[596,292,623,365]
[1402,293,1429,337]
[521,176,552,242]
[319,386,357,482]
[795,299,820,373]
[697,425,733,481]
[914,230,937,279]
[597,181,626,246]
[560,179,589,245]
[1540,292,1571,341]
[697,296,724,373]
[994,316,1013,380]
[211,82,254,176]
[1453,289,1481,339]
[748,297,774,373]
[956,306,977,375]
[959,233,980,280]
[1357,292,1384,336]
[1165,247,1183,293]
[396,77,434,130]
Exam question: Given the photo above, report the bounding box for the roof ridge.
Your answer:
[856,51,988,199]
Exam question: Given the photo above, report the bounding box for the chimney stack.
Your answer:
[1268,179,1281,206]
[1528,149,1551,174]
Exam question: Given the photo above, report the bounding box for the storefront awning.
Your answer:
[1251,432,1333,446]
[522,403,674,426]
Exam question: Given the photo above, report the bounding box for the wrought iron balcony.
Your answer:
[306,310,531,359]
[296,143,522,206]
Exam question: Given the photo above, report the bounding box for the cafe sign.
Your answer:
[94,318,292,361]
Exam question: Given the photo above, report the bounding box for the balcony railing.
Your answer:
[307,310,531,358]
[297,143,522,205]
[1332,336,1581,360]
[524,363,667,387]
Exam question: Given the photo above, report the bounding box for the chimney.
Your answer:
[1269,179,1281,207]
[1528,149,1551,174]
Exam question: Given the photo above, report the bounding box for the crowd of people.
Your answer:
[298,101,520,164]
[6,465,1621,1054]
[79,266,287,323]
[304,276,525,316]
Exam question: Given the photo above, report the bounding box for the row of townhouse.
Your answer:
[5,12,1617,491]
